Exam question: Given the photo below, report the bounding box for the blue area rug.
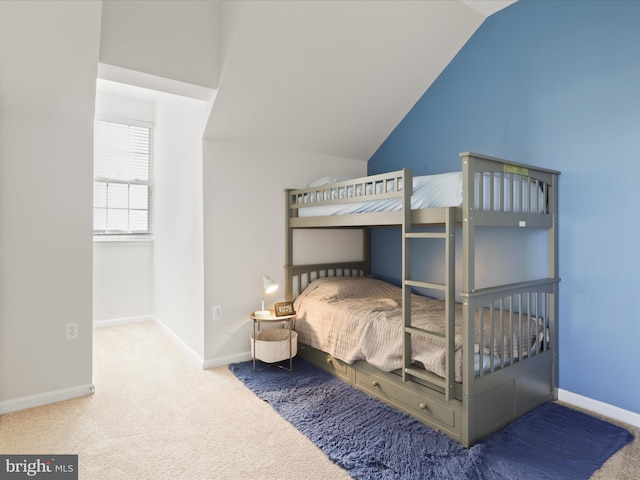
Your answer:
[229,358,633,480]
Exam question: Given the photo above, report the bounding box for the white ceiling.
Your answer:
[204,0,515,160]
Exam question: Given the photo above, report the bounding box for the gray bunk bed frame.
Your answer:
[285,152,560,446]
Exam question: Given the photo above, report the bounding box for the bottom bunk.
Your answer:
[289,267,558,446]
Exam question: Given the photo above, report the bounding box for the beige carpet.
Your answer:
[0,321,638,479]
[0,322,350,479]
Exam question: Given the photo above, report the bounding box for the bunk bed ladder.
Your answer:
[402,199,456,401]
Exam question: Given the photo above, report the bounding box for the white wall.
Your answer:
[94,87,155,123]
[202,140,367,366]
[93,241,154,322]
[99,0,219,89]
[153,93,211,362]
[0,1,101,411]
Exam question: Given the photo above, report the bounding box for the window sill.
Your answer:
[93,235,154,247]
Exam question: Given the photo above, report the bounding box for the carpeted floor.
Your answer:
[230,358,633,480]
[0,321,639,479]
[0,322,350,480]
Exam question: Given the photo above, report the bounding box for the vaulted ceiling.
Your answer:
[204,1,515,160]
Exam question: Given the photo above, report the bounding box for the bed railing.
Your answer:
[461,278,559,379]
[461,152,559,228]
[288,169,408,211]
[287,153,558,229]
[285,261,369,302]
[286,169,413,228]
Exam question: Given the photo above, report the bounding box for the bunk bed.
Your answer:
[284,152,560,447]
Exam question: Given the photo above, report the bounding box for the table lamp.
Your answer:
[254,274,278,317]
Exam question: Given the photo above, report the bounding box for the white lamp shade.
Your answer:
[263,274,278,294]
[255,274,279,317]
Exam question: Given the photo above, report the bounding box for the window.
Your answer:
[93,119,152,235]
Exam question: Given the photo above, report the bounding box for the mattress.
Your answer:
[297,171,545,217]
[293,277,544,382]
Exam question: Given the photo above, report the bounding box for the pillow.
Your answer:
[308,176,352,188]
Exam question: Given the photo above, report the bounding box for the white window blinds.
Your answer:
[93,119,152,234]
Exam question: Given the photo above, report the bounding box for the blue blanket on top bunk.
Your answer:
[229,358,633,480]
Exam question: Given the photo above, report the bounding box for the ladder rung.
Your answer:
[404,367,446,387]
[405,326,445,342]
[405,232,447,239]
[405,279,445,291]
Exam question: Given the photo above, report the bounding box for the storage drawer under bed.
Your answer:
[298,343,350,381]
[354,361,460,435]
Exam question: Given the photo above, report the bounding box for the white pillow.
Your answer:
[308,176,352,188]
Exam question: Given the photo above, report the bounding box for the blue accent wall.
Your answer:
[368,0,640,414]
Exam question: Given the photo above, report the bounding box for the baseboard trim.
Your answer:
[203,352,252,370]
[0,384,95,415]
[93,314,213,370]
[151,315,206,368]
[93,315,155,328]
[559,388,640,428]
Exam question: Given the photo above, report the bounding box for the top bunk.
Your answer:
[286,152,560,229]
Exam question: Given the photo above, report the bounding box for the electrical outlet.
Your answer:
[67,323,78,340]
[213,304,223,320]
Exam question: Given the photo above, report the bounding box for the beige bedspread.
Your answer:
[293,277,543,382]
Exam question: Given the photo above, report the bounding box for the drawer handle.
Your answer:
[419,402,428,410]
[372,380,380,388]
[326,357,332,364]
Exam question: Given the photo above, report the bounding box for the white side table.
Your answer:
[250,311,297,372]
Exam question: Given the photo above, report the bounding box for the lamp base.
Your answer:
[254,310,272,318]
